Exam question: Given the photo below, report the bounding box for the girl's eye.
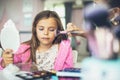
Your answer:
[49,28,55,31]
[39,27,44,31]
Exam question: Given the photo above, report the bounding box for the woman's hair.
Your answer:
[23,10,68,62]
[109,0,120,8]
[0,43,2,48]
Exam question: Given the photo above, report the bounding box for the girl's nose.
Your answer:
[44,29,48,35]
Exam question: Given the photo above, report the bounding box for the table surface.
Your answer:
[0,63,81,80]
[0,70,22,80]
[0,70,81,80]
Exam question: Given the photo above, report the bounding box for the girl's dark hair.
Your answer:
[23,10,68,62]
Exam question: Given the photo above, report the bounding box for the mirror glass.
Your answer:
[0,19,20,53]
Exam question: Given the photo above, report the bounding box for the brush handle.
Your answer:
[59,31,84,34]
[71,31,84,34]
[59,31,67,34]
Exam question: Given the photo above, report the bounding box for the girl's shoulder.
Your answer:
[60,39,71,46]
[57,39,71,49]
[15,43,30,54]
[20,43,30,48]
[58,39,71,49]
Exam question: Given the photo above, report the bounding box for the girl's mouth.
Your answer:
[42,37,50,40]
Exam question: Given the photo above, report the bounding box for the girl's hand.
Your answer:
[66,23,86,37]
[1,49,14,67]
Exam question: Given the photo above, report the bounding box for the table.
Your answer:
[0,70,81,80]
[0,70,22,80]
[0,63,81,80]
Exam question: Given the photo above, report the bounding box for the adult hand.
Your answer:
[66,23,86,37]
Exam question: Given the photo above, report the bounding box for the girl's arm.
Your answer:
[54,39,74,70]
[0,44,31,70]
[63,46,73,68]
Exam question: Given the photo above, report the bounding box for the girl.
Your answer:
[0,10,73,71]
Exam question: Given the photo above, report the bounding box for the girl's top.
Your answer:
[0,39,73,71]
[36,44,58,71]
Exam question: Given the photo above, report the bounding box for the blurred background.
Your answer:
[0,0,93,66]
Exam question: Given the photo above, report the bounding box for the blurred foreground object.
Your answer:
[83,3,115,59]
[84,3,110,30]
[81,3,120,80]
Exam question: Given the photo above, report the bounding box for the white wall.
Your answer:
[0,0,44,42]
[71,8,89,62]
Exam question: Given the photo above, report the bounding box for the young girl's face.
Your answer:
[36,18,57,46]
